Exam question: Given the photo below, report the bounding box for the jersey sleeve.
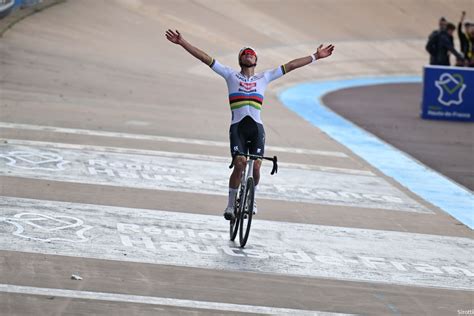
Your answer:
[209,58,233,79]
[263,65,287,83]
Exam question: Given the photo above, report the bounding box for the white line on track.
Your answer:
[0,284,354,315]
[0,122,348,157]
[1,197,470,290]
[0,139,431,212]
[2,138,370,175]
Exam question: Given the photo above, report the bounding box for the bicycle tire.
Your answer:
[229,185,243,241]
[239,177,254,247]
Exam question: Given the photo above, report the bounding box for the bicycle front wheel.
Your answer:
[239,177,254,247]
[229,185,243,241]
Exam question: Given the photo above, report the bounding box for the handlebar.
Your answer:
[228,153,278,175]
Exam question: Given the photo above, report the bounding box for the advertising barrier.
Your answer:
[421,65,474,122]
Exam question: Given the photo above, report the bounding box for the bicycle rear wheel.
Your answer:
[239,177,254,247]
[229,185,243,241]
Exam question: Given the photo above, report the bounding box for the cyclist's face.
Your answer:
[240,50,257,65]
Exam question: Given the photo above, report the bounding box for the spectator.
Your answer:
[465,22,474,67]
[458,11,473,66]
[430,23,465,66]
[426,17,448,64]
[469,25,474,66]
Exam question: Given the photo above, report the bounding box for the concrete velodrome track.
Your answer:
[0,1,473,315]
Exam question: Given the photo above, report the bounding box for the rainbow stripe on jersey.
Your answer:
[229,93,264,111]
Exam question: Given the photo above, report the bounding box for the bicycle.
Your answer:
[228,152,278,248]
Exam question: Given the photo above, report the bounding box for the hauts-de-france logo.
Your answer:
[0,151,69,171]
[1,213,92,242]
[434,73,466,106]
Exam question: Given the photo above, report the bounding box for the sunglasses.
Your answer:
[241,49,256,56]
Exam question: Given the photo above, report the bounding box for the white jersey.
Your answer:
[209,58,287,124]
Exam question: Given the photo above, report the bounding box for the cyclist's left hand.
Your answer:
[315,44,335,59]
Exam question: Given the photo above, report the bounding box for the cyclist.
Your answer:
[165,29,335,220]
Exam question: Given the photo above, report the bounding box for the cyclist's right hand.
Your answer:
[165,29,183,45]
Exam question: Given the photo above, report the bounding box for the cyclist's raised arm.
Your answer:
[283,44,335,73]
[165,29,213,66]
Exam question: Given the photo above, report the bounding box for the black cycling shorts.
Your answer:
[229,116,265,157]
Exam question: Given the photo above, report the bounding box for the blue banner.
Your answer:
[17,0,42,8]
[421,66,474,122]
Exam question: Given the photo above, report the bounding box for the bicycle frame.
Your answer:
[241,158,255,187]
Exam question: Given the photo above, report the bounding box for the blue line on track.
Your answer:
[279,76,473,229]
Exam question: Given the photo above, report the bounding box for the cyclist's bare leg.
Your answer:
[252,159,262,214]
[224,155,246,219]
[229,155,247,188]
[253,159,262,186]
